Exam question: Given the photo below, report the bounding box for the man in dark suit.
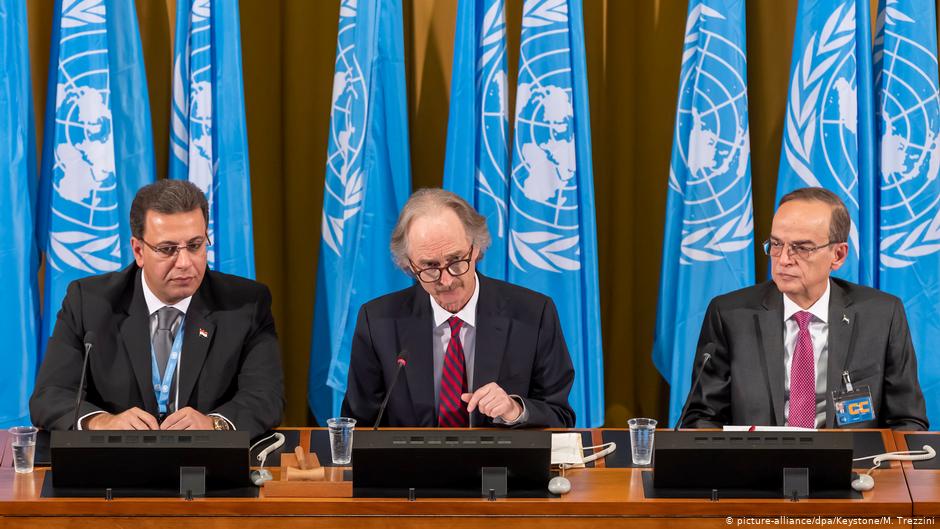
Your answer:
[30,180,284,438]
[341,189,575,428]
[681,187,927,430]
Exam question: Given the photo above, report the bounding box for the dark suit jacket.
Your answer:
[681,278,928,430]
[30,264,285,438]
[341,274,576,428]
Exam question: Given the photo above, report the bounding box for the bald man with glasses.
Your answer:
[680,187,927,430]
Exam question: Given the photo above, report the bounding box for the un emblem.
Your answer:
[509,0,581,273]
[671,4,753,264]
[49,0,122,274]
[171,0,216,266]
[322,0,367,256]
[476,1,509,238]
[876,6,940,268]
[782,1,863,254]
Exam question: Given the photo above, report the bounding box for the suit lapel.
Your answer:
[759,283,786,426]
[472,276,509,392]
[826,280,853,428]
[177,280,215,408]
[400,286,435,426]
[119,269,158,414]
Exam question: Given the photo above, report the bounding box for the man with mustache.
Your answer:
[342,188,576,427]
[680,187,927,430]
[31,180,284,438]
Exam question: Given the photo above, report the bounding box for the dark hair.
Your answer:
[390,188,491,272]
[778,187,850,243]
[130,180,209,239]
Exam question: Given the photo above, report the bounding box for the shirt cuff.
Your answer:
[77,410,106,430]
[208,413,236,430]
[493,395,528,426]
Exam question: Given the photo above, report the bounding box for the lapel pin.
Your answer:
[199,328,209,338]
[842,314,850,325]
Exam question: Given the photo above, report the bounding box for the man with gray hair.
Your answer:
[342,188,576,427]
[681,187,927,430]
[31,179,284,438]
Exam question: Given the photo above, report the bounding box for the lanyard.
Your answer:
[151,315,185,414]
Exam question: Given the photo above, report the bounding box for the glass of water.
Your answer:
[9,426,38,474]
[327,417,356,465]
[628,418,657,466]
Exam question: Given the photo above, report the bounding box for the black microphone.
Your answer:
[73,331,96,430]
[373,352,408,430]
[674,343,715,431]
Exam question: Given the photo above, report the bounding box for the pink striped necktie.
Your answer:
[438,316,469,427]
[788,310,816,428]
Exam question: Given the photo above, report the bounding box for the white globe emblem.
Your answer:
[876,6,940,267]
[49,13,122,274]
[509,23,582,273]
[322,2,367,256]
[671,5,753,264]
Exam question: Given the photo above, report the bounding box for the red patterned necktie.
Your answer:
[438,316,469,427]
[788,311,816,428]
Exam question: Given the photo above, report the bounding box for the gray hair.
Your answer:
[390,188,491,272]
[130,180,209,239]
[778,187,850,244]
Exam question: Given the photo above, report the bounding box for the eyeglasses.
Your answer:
[409,245,474,283]
[140,236,211,259]
[763,239,836,260]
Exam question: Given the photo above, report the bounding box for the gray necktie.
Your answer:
[153,307,183,377]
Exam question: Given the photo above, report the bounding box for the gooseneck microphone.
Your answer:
[674,343,715,431]
[73,331,96,430]
[373,352,408,430]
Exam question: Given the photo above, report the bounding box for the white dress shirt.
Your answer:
[782,279,831,428]
[428,273,526,425]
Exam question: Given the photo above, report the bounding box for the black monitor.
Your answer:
[50,430,250,495]
[351,429,551,498]
[653,431,854,496]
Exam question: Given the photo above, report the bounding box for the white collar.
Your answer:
[430,273,480,328]
[783,279,830,324]
[141,272,193,316]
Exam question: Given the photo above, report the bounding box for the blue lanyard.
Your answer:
[151,315,185,414]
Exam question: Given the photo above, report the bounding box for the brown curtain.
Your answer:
[25,0,813,426]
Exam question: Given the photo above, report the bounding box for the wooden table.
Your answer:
[0,429,925,528]
[894,431,940,517]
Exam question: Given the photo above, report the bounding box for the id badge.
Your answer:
[832,385,875,426]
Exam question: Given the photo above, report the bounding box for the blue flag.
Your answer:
[308,0,413,422]
[38,0,156,349]
[653,0,756,427]
[874,0,940,427]
[170,0,255,278]
[776,0,877,286]
[0,0,40,428]
[443,0,510,280]
[507,0,603,427]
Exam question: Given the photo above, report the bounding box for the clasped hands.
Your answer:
[460,382,523,422]
[86,406,213,430]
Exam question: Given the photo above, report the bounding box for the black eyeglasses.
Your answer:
[140,236,211,259]
[763,239,836,260]
[409,245,474,283]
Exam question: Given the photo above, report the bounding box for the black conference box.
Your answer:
[352,429,551,498]
[51,430,250,491]
[653,431,854,493]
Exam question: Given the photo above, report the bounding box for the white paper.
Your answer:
[722,425,818,432]
[551,432,585,466]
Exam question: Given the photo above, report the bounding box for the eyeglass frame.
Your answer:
[138,235,212,259]
[762,238,839,260]
[408,244,474,283]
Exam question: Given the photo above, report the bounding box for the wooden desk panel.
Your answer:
[894,431,940,516]
[0,429,917,528]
